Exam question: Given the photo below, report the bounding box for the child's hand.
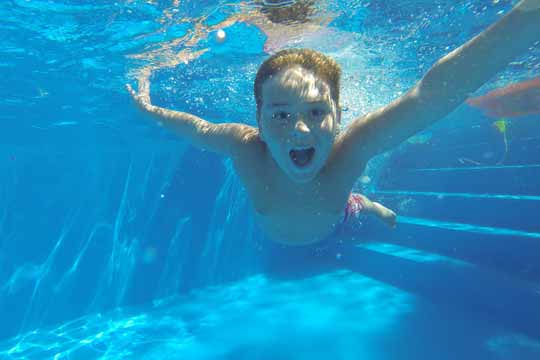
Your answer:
[384,209,397,229]
[126,73,152,112]
[371,201,397,229]
[516,0,540,12]
[126,83,152,112]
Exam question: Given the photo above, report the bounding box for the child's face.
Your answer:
[258,66,339,183]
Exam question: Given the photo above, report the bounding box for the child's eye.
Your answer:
[272,111,291,122]
[310,108,325,118]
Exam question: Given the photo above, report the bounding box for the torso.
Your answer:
[233,135,364,245]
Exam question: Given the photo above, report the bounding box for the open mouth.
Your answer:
[289,147,315,168]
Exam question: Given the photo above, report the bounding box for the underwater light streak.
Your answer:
[358,242,470,266]
[372,190,540,201]
[398,216,540,239]
[20,207,81,333]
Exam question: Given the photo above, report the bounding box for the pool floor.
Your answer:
[2,268,540,360]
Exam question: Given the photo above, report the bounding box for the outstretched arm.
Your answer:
[339,0,539,166]
[127,72,257,158]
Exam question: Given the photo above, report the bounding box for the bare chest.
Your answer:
[244,170,349,245]
[232,144,355,244]
[254,207,344,245]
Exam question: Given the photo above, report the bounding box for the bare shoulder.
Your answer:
[231,128,271,199]
[231,125,263,152]
[325,121,370,180]
[207,122,261,159]
[330,89,421,178]
[229,125,267,164]
[237,124,260,144]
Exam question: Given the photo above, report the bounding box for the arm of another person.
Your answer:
[127,74,258,158]
[338,0,540,173]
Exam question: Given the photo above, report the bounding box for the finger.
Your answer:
[126,84,135,95]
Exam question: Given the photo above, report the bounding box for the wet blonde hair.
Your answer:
[254,48,341,116]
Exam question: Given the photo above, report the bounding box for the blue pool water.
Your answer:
[1,0,540,359]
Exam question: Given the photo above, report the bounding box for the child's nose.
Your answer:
[294,120,310,135]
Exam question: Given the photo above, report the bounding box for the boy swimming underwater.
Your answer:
[128,0,540,245]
